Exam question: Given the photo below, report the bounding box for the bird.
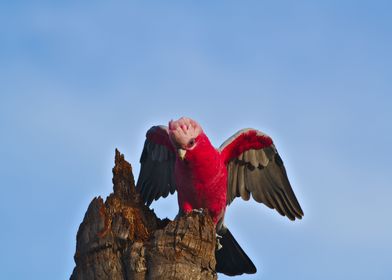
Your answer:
[136,117,304,276]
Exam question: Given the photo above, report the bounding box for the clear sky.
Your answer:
[1,1,391,279]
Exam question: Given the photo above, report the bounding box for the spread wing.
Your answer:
[220,129,304,220]
[136,125,177,206]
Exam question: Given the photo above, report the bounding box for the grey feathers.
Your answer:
[136,126,177,206]
[222,129,304,221]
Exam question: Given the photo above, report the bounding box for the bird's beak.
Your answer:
[177,148,186,160]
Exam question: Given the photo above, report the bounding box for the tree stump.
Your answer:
[70,149,217,280]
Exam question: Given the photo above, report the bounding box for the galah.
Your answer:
[136,117,303,276]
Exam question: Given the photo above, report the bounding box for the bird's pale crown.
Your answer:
[168,117,203,150]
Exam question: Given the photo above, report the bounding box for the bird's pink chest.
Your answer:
[175,150,227,222]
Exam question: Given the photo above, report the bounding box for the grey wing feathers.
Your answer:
[226,145,304,220]
[136,126,176,206]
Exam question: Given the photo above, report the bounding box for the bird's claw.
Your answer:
[191,208,204,214]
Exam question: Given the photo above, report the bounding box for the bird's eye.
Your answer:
[187,138,196,148]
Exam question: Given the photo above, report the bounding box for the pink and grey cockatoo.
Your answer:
[136,117,303,276]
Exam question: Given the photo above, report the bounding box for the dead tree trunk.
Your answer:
[70,150,217,280]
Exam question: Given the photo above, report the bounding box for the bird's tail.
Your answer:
[215,227,257,276]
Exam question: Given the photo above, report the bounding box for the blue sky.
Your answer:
[1,1,391,279]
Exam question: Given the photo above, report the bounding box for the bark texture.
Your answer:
[71,149,217,280]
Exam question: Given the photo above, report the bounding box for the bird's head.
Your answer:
[168,117,203,160]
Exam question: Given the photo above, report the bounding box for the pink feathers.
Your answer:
[220,130,273,164]
[174,131,227,224]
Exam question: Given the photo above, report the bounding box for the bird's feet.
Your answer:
[191,208,205,214]
[174,208,205,220]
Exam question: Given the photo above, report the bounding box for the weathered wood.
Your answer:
[71,149,217,280]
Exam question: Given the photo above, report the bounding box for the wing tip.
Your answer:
[287,211,304,221]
